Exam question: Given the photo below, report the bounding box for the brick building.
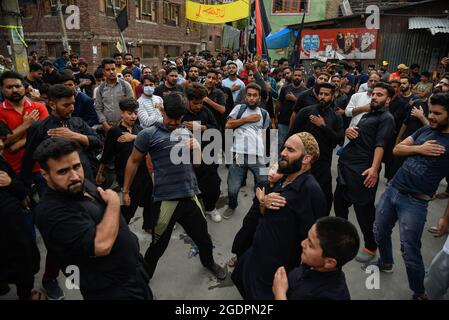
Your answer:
[1,0,223,70]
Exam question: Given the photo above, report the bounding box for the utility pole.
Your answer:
[56,0,70,53]
[2,0,29,75]
[109,0,127,53]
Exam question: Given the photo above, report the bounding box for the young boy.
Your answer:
[96,98,153,229]
[272,216,360,300]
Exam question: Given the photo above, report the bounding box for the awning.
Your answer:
[266,27,298,49]
[409,17,449,35]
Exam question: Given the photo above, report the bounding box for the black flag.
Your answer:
[289,11,306,68]
[116,6,129,32]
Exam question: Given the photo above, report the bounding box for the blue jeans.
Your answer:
[277,124,289,153]
[425,248,449,300]
[374,185,428,295]
[227,154,267,209]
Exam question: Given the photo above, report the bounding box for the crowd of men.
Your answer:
[1,50,449,300]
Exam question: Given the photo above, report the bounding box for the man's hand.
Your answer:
[272,266,288,300]
[23,110,40,127]
[256,187,265,205]
[346,127,359,140]
[97,187,120,206]
[95,171,104,186]
[264,193,287,210]
[286,92,297,102]
[310,114,325,127]
[47,127,77,140]
[231,84,241,92]
[362,167,378,188]
[117,132,135,143]
[22,196,31,209]
[335,107,345,117]
[122,192,131,207]
[441,57,449,68]
[265,81,273,92]
[185,137,201,151]
[410,106,425,120]
[0,171,12,187]
[244,114,261,123]
[418,140,446,157]
[433,217,449,237]
[102,122,112,132]
[245,61,257,72]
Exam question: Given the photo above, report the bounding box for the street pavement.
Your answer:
[2,153,448,300]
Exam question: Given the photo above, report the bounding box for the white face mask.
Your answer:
[144,86,155,96]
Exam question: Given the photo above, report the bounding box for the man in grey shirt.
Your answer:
[95,58,133,132]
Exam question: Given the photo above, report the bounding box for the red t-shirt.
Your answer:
[0,98,49,174]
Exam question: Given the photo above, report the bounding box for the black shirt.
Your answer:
[389,95,410,134]
[154,83,184,98]
[24,76,44,92]
[217,84,235,120]
[42,70,62,85]
[278,84,307,125]
[75,72,96,98]
[288,104,344,164]
[287,265,351,300]
[402,99,429,140]
[232,172,326,300]
[293,88,319,113]
[65,64,80,75]
[35,180,142,298]
[203,87,226,130]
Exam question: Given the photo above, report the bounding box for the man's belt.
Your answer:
[396,188,432,201]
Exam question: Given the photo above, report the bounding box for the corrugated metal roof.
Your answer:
[409,17,449,35]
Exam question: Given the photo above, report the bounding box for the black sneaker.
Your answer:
[361,259,394,273]
[412,293,428,300]
[0,283,10,296]
[208,263,227,281]
[42,279,65,300]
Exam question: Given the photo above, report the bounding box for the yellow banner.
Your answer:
[186,0,250,24]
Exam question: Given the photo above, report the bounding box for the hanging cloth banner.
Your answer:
[186,0,250,24]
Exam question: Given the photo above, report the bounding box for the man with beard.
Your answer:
[42,61,62,86]
[113,53,127,76]
[289,72,330,128]
[332,75,350,129]
[123,93,227,281]
[222,61,245,103]
[371,92,449,300]
[231,132,326,300]
[122,53,141,82]
[154,66,184,98]
[334,83,395,264]
[34,137,153,300]
[277,69,307,150]
[225,83,270,218]
[183,83,222,222]
[288,83,344,215]
[306,64,322,89]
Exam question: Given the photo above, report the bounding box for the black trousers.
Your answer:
[231,201,261,259]
[334,183,377,251]
[196,164,221,212]
[144,198,215,279]
[311,161,333,216]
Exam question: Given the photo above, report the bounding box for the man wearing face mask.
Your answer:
[334,83,395,264]
[288,83,344,216]
[232,132,326,299]
[137,75,164,128]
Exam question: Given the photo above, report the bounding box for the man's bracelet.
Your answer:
[121,189,130,194]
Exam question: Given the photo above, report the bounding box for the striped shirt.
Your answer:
[137,94,163,128]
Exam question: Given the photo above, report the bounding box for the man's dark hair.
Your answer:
[165,66,178,75]
[283,66,293,73]
[124,53,133,58]
[410,64,420,70]
[421,71,431,78]
[113,53,123,59]
[78,61,88,68]
[101,58,116,68]
[60,73,77,84]
[163,92,186,119]
[69,53,79,59]
[430,93,449,113]
[278,58,288,66]
[34,137,81,171]
[134,56,141,62]
[318,82,336,94]
[122,70,132,77]
[272,68,283,76]
[0,121,12,137]
[39,83,50,96]
[141,75,157,84]
[245,82,262,95]
[400,75,411,83]
[293,68,303,74]
[61,50,69,56]
[119,98,139,112]
[0,71,24,86]
[315,217,360,268]
[206,69,218,77]
[368,64,376,69]
[30,50,38,56]
[313,64,321,70]
[186,83,208,101]
[341,63,352,72]
[375,82,395,97]
[48,84,75,101]
[42,60,54,68]
[331,74,341,81]
[388,79,401,86]
[94,67,104,80]
[29,63,43,72]
[318,72,331,79]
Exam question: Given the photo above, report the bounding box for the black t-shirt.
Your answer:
[42,70,62,85]
[293,88,319,113]
[75,72,96,98]
[35,180,142,297]
[203,88,226,130]
[278,84,307,125]
[24,77,44,92]
[402,99,429,140]
[154,83,184,98]
[389,95,410,134]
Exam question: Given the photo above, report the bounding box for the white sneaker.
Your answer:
[206,209,222,223]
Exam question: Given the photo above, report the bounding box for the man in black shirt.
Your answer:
[184,83,222,222]
[42,61,62,85]
[65,53,80,75]
[334,83,396,263]
[24,63,44,93]
[277,69,306,150]
[75,61,96,98]
[288,83,344,215]
[34,137,152,300]
[203,69,226,131]
[154,66,184,98]
[232,132,326,299]
[96,98,153,227]
[289,72,330,128]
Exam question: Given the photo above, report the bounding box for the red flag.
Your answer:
[255,0,263,57]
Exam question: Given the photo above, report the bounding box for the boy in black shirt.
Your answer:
[272,216,359,300]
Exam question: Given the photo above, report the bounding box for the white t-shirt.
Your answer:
[229,104,271,158]
[222,78,245,103]
[343,91,372,145]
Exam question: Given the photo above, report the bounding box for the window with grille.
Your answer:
[272,0,308,14]
[43,0,77,16]
[136,0,157,22]
[163,1,180,27]
[47,42,80,58]
[99,0,127,17]
[142,45,158,58]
